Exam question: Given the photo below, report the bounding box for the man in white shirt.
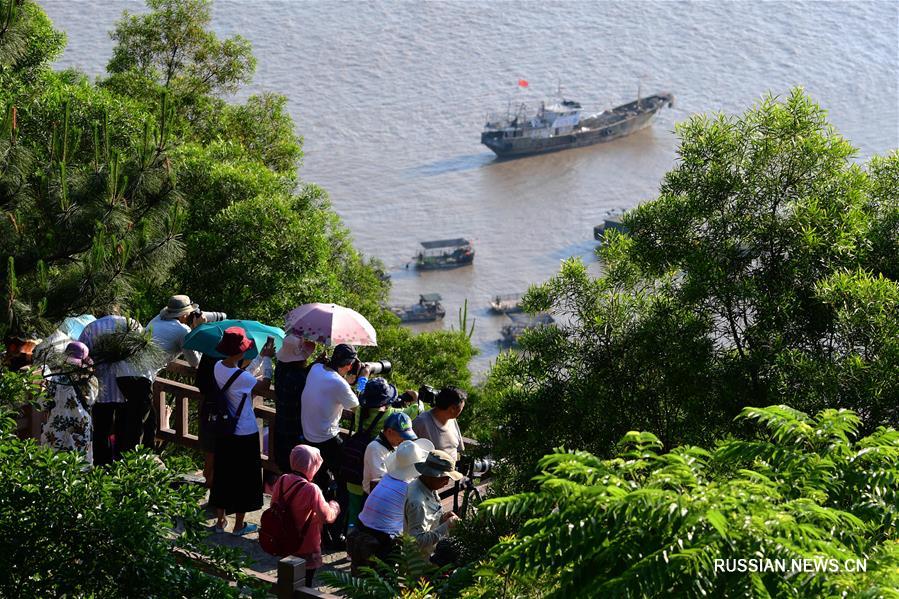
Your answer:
[300,343,366,546]
[146,295,204,370]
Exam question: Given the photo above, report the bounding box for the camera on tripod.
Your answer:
[460,456,495,477]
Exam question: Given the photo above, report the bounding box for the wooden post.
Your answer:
[174,394,188,440]
[277,556,307,598]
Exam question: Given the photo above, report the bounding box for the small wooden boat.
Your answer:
[593,216,628,240]
[390,294,446,323]
[414,238,474,270]
[489,293,524,314]
[500,312,554,345]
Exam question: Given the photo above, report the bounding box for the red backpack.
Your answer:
[260,476,315,556]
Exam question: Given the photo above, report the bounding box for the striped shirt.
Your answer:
[358,474,409,536]
[78,315,143,404]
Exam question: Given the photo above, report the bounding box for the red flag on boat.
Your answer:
[518,79,529,88]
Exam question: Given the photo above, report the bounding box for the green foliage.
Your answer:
[179,186,386,324]
[322,535,467,599]
[0,368,263,598]
[372,323,477,394]
[14,69,154,165]
[481,90,899,489]
[480,406,899,598]
[107,0,255,100]
[1,92,184,336]
[189,93,303,173]
[0,0,65,93]
[172,140,296,230]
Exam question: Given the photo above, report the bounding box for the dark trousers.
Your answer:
[307,436,346,542]
[92,403,125,466]
[115,376,154,454]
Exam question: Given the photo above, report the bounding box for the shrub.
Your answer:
[481,405,899,597]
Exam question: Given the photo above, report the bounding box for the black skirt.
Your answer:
[210,432,263,514]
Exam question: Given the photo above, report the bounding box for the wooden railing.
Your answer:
[13,360,487,596]
[173,550,339,598]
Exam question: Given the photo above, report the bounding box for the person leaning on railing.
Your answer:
[344,378,425,529]
[411,387,466,462]
[143,295,204,447]
[403,450,463,558]
[348,439,432,574]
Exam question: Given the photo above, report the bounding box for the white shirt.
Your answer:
[362,436,394,494]
[213,360,261,436]
[146,315,201,372]
[300,363,359,443]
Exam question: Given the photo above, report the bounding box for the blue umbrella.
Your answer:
[183,320,285,359]
[59,314,96,340]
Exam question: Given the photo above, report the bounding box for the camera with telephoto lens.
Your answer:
[188,309,227,325]
[394,384,437,408]
[417,384,438,406]
[350,359,392,377]
[460,456,495,477]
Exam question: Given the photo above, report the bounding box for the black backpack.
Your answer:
[205,369,247,437]
[340,411,387,486]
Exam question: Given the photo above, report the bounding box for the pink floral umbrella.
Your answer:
[284,303,378,347]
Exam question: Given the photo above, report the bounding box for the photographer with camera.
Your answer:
[300,343,365,547]
[272,334,317,474]
[143,295,219,448]
[404,450,463,558]
[412,387,466,462]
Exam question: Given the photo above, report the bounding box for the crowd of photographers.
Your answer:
[2,293,477,586]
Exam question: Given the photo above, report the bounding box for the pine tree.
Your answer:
[0,93,184,337]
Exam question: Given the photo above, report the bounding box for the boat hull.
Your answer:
[415,254,474,270]
[482,94,672,159]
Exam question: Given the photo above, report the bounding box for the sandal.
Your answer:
[232,523,258,536]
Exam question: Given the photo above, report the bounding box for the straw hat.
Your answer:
[386,438,434,482]
[415,450,463,481]
[159,295,198,320]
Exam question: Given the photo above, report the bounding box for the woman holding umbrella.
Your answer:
[210,327,275,535]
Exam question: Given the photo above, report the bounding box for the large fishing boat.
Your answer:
[481,92,674,158]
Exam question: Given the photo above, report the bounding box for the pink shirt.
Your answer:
[270,473,339,568]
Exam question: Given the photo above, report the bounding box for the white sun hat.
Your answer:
[386,438,435,482]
